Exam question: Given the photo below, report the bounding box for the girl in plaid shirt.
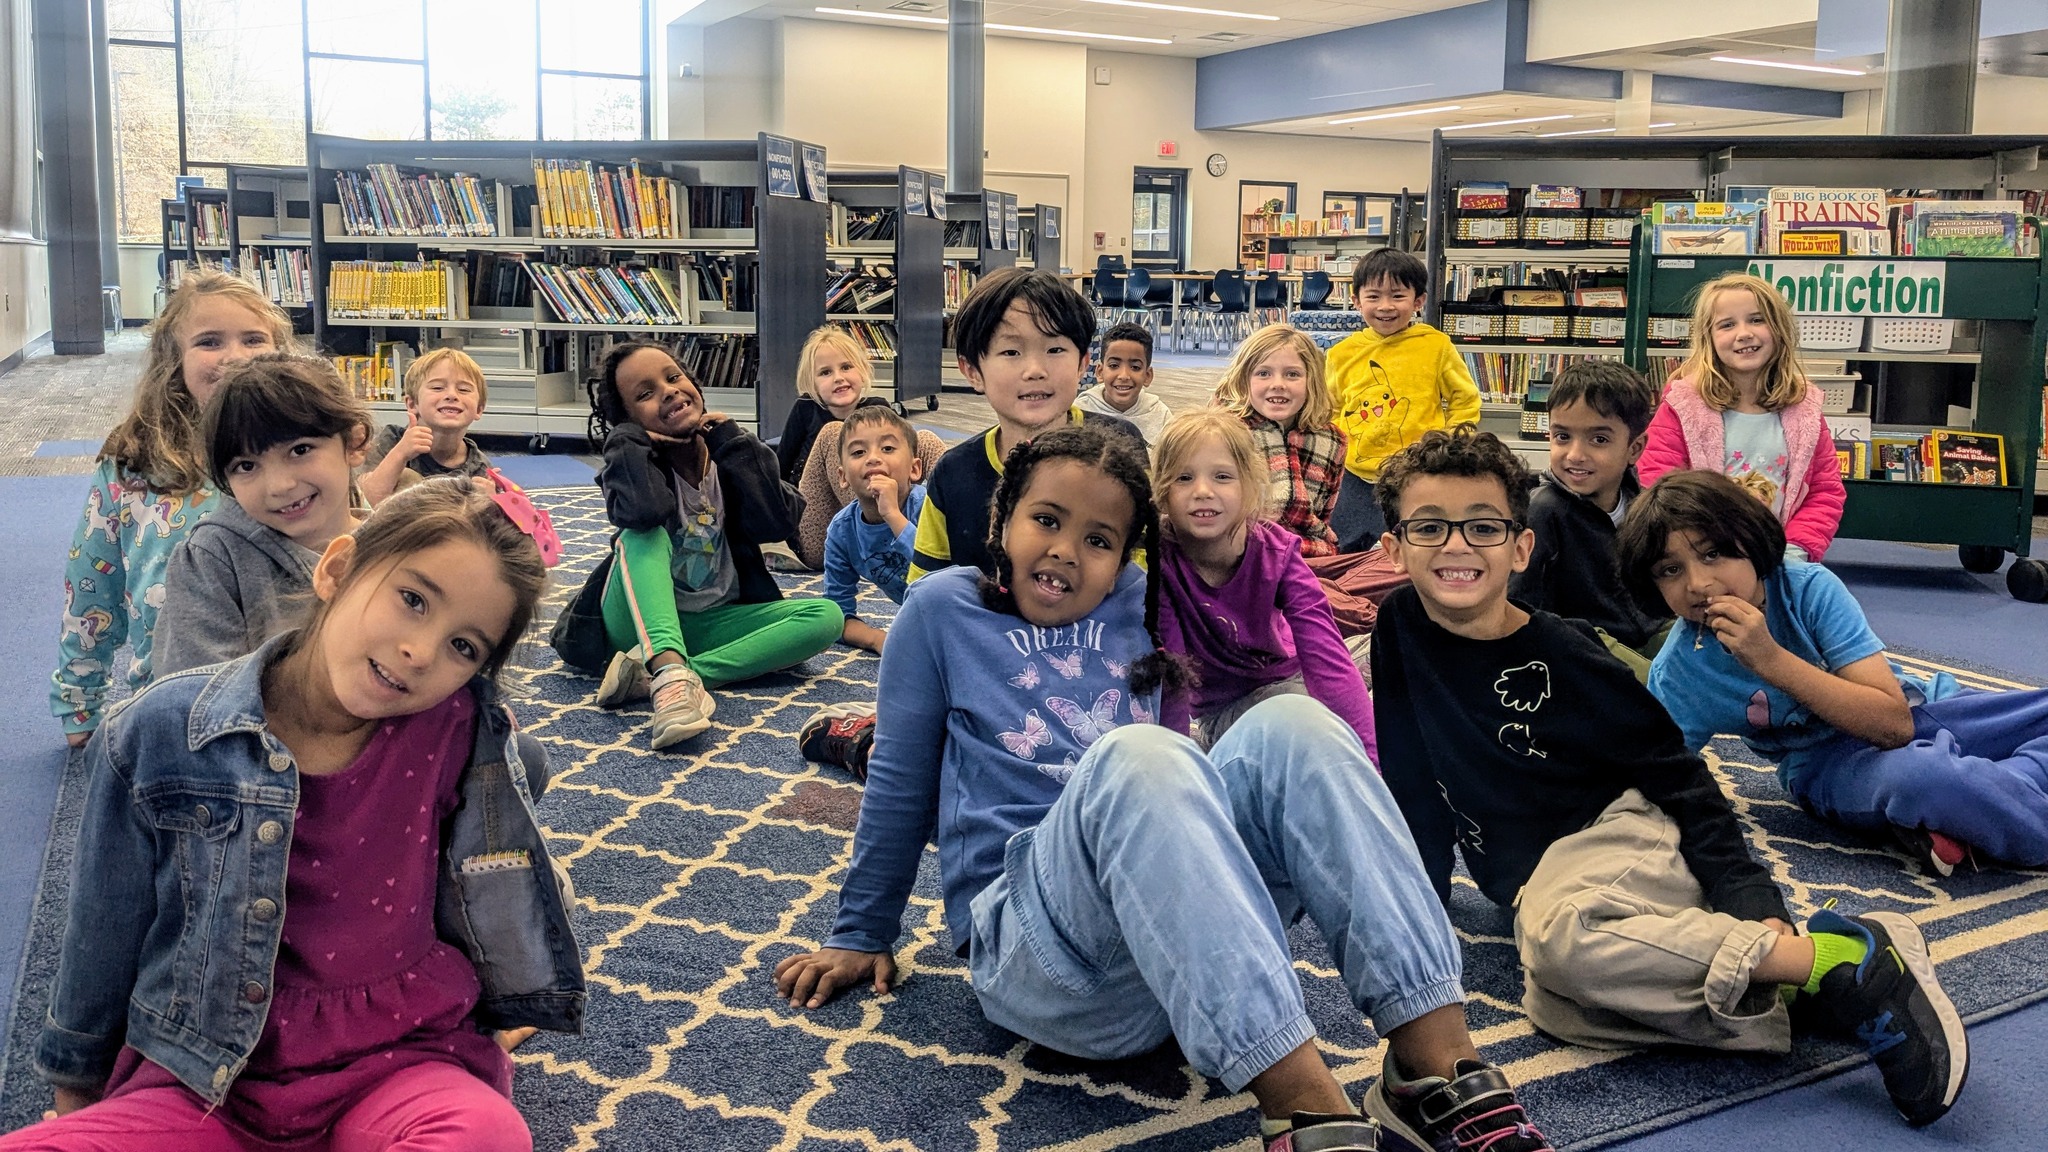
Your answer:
[1213,324,1348,557]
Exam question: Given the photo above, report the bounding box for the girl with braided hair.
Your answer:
[776,424,1511,1152]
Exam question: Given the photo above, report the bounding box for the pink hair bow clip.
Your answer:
[485,467,563,567]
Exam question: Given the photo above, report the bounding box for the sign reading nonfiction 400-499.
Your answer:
[1746,260,1947,318]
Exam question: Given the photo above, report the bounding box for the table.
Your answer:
[1071,269,1348,350]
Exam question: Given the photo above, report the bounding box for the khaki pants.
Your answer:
[1514,790,1791,1053]
[1594,619,1675,685]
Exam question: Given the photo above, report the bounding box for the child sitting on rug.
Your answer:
[1508,360,1673,679]
[1371,429,1966,1129]
[358,347,495,506]
[12,479,581,1152]
[910,268,1143,581]
[823,405,927,654]
[548,340,842,750]
[52,272,293,746]
[1153,410,1374,757]
[155,354,371,676]
[1075,322,1171,442]
[1213,324,1348,558]
[1622,469,2048,876]
[785,324,948,570]
[779,424,1553,1152]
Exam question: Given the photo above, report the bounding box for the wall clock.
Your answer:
[1206,153,1228,177]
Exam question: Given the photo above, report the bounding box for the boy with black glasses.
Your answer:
[1364,427,1962,1130]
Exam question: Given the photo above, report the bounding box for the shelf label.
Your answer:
[1005,198,1020,251]
[1745,260,1948,318]
[1657,258,1696,268]
[929,174,947,220]
[904,169,928,217]
[985,193,1003,244]
[801,144,828,202]
[764,136,800,199]
[1042,206,1060,239]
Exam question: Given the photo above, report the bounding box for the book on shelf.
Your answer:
[1891,199,2027,257]
[333,341,411,403]
[825,268,895,315]
[190,200,229,247]
[841,319,897,359]
[531,159,686,241]
[1653,223,1755,255]
[335,164,508,238]
[688,186,756,233]
[1455,182,1510,212]
[672,333,758,392]
[326,260,470,321]
[236,246,311,308]
[1460,351,1617,405]
[834,207,899,244]
[1526,185,1582,210]
[943,264,979,309]
[1766,188,1888,255]
[1928,429,2006,486]
[525,261,693,326]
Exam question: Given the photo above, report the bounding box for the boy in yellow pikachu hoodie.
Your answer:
[1324,248,1481,551]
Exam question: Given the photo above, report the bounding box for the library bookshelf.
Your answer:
[1425,134,2048,597]
[308,133,827,448]
[941,188,1018,392]
[226,164,314,331]
[826,166,943,412]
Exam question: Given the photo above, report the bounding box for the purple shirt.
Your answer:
[1158,520,1378,761]
[106,689,509,1140]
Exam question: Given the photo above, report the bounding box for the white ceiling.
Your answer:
[1245,92,1833,140]
[674,0,1493,56]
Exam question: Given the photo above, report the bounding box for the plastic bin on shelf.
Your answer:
[1865,317,1955,354]
[1796,315,1866,351]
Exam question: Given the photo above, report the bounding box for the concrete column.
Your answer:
[947,0,984,196]
[33,0,105,355]
[1882,0,1979,134]
[89,0,119,292]
[1616,69,1653,136]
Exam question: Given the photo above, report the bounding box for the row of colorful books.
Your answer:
[525,262,690,327]
[1834,429,2010,485]
[675,333,757,392]
[332,342,410,404]
[235,246,311,308]
[335,165,504,238]
[1460,351,1618,405]
[1649,187,2037,258]
[825,269,895,315]
[189,200,229,247]
[532,159,684,241]
[839,319,897,359]
[325,260,469,321]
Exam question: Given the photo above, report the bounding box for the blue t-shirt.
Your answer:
[824,564,1160,955]
[1648,562,1957,783]
[822,484,926,619]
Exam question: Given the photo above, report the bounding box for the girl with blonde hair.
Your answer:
[1213,323,1349,557]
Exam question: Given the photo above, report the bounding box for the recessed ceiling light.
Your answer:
[1327,103,1463,126]
[1710,55,1866,76]
[1072,0,1278,19]
[1440,114,1574,131]
[813,6,1173,42]
[1539,126,1616,137]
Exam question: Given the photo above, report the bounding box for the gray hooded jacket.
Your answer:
[153,499,320,677]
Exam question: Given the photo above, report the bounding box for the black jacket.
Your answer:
[1370,586,1788,925]
[549,420,803,672]
[1510,470,1669,650]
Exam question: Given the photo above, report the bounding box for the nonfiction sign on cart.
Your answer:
[1669,258,1952,317]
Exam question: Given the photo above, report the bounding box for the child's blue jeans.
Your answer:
[966,695,1465,1091]
[1794,687,2048,866]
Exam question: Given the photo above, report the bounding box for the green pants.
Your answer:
[601,528,842,688]
[1596,619,1675,685]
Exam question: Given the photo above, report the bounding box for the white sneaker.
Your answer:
[649,663,716,749]
[596,646,652,709]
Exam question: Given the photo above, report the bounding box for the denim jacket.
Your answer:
[35,632,585,1105]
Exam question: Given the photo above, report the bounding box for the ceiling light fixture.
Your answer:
[1709,55,1866,76]
[1327,103,1463,126]
[1072,0,1278,20]
[1649,121,1677,128]
[1538,126,1616,137]
[813,6,1173,43]
[1440,114,1574,131]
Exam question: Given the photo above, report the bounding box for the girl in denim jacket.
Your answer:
[13,478,583,1152]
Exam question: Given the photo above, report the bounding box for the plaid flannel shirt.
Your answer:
[1243,412,1348,557]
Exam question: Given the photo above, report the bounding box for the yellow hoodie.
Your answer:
[1324,321,1481,481]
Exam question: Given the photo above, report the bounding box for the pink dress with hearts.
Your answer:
[102,688,510,1142]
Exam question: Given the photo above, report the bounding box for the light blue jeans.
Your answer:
[967,695,1466,1091]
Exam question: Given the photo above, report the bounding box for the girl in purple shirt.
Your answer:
[1153,411,1378,760]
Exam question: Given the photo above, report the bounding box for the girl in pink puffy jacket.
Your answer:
[1638,272,1844,562]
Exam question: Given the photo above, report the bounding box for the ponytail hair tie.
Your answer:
[484,467,563,567]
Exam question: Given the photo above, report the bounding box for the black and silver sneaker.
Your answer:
[799,705,877,782]
[1266,1112,1381,1152]
[1363,1057,1552,1152]
[1807,908,1969,1126]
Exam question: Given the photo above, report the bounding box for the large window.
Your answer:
[105,0,650,241]
[1132,168,1186,266]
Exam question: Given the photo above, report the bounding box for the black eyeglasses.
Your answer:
[1391,517,1519,548]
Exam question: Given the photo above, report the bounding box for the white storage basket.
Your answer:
[1865,318,1955,354]
[1810,373,1862,415]
[1795,315,1866,351]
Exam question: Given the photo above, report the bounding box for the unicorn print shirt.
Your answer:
[826,564,1160,955]
[51,458,219,734]
[1648,562,1958,787]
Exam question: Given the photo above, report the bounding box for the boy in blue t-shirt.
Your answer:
[823,405,927,654]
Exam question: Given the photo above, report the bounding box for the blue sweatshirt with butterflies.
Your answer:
[826,564,1160,956]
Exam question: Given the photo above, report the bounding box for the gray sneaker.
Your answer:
[649,663,716,749]
[596,646,652,710]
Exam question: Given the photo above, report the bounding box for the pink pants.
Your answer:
[0,1062,531,1152]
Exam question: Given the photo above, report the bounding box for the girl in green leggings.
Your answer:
[550,341,843,749]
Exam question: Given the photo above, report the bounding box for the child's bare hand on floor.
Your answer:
[774,947,896,1009]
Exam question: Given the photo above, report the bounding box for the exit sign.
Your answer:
[1158,140,1178,157]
